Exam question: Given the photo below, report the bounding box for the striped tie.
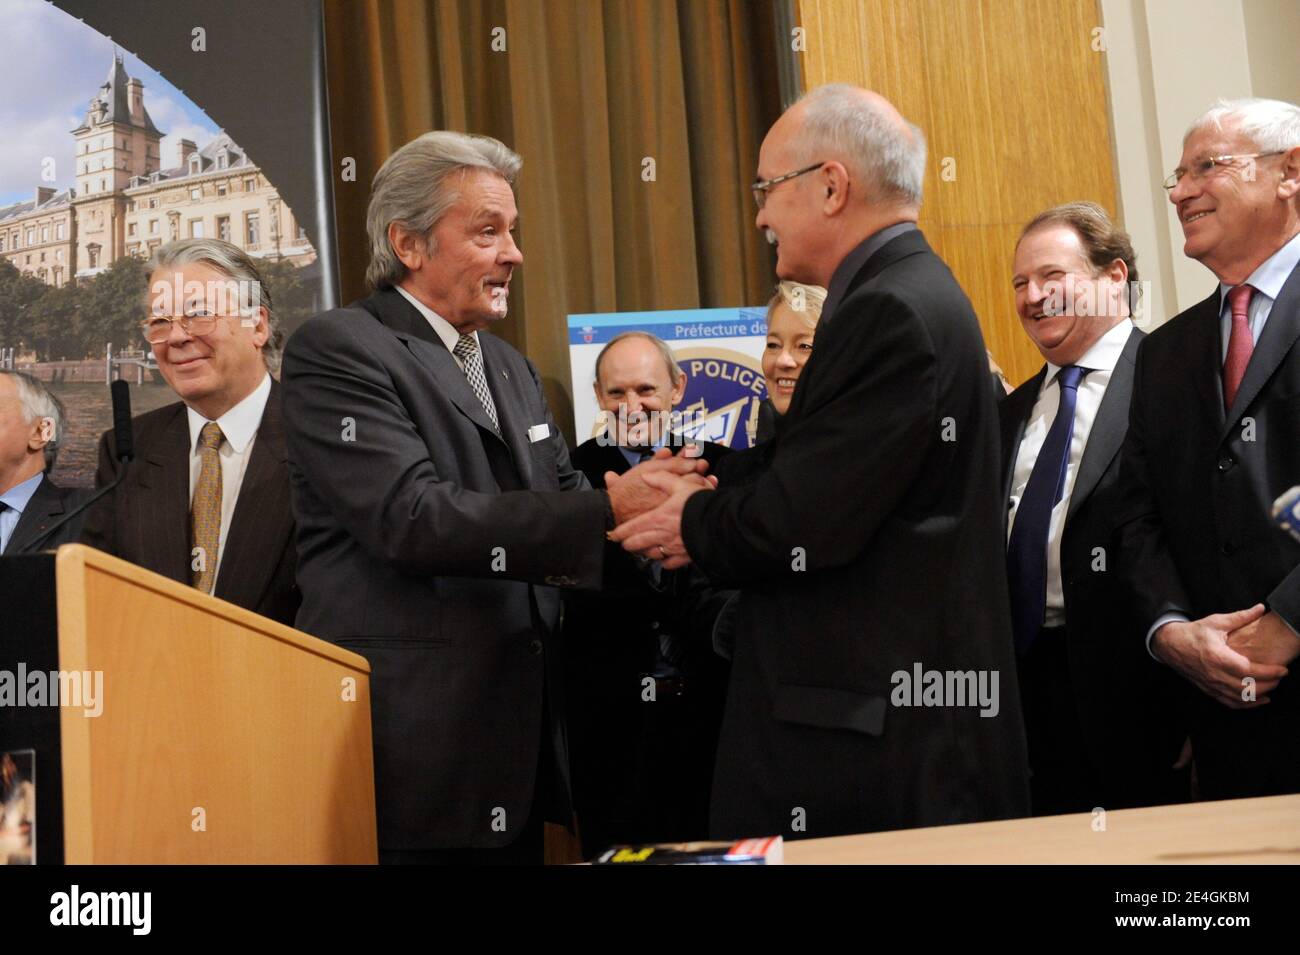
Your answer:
[452,333,501,435]
[191,421,224,593]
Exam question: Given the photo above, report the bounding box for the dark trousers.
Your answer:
[1018,626,1096,816]
[379,686,563,866]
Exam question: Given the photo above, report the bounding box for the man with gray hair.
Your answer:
[81,237,299,627]
[281,131,712,862]
[1117,97,1300,799]
[0,370,85,554]
[611,84,1030,839]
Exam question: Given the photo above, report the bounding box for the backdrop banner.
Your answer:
[567,307,769,451]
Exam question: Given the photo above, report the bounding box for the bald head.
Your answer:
[788,84,925,207]
[755,84,926,286]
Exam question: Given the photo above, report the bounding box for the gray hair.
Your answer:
[594,331,683,389]
[796,83,927,207]
[147,238,282,373]
[1,370,66,471]
[366,131,523,290]
[1185,97,1300,153]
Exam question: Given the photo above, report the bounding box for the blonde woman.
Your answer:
[755,280,826,443]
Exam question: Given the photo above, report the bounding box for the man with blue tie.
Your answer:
[1116,98,1300,800]
[0,371,84,555]
[1001,203,1187,814]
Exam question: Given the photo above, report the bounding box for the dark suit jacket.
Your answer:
[2,474,89,554]
[681,229,1031,839]
[563,437,732,852]
[1116,262,1300,799]
[80,380,299,627]
[999,327,1186,808]
[280,287,609,851]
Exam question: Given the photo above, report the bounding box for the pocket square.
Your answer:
[528,423,550,443]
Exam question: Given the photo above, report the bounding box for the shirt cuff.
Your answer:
[1146,612,1190,661]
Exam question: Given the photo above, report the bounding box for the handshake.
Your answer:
[604,446,717,570]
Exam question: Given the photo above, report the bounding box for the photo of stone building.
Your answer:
[0,54,314,287]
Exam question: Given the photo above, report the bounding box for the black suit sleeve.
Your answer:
[78,427,120,556]
[281,313,607,587]
[1113,339,1193,629]
[681,289,937,584]
[1267,565,1300,632]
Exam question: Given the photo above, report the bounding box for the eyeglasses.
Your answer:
[752,162,825,209]
[1162,151,1285,191]
[141,310,254,344]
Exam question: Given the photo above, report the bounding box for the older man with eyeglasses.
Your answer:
[1116,97,1300,800]
[612,84,1031,841]
[81,237,300,626]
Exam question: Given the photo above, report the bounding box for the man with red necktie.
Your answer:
[1116,97,1300,799]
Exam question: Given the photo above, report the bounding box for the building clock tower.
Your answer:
[70,54,163,276]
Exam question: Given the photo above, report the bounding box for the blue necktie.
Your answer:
[1007,365,1086,655]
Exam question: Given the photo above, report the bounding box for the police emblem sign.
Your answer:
[567,307,769,450]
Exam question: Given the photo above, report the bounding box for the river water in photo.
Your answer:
[47,382,179,488]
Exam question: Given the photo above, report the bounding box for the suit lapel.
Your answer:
[998,369,1043,537]
[1066,327,1142,524]
[215,381,292,610]
[479,335,535,486]
[999,369,1043,499]
[1221,261,1300,442]
[5,476,65,554]
[138,404,192,582]
[366,288,511,447]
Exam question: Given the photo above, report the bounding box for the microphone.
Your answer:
[24,380,135,553]
[1272,486,1300,543]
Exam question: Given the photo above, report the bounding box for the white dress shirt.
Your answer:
[186,373,271,589]
[1216,229,1300,360]
[1008,320,1136,627]
[395,284,479,370]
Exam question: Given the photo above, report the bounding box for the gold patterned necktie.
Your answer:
[191,421,224,593]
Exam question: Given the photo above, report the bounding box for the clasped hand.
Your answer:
[605,446,715,569]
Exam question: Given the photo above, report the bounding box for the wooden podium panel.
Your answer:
[53,545,377,863]
[784,794,1300,865]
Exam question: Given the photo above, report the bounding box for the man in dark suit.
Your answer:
[1116,97,1300,799]
[1000,203,1186,813]
[565,331,732,855]
[0,371,86,554]
[613,84,1030,840]
[81,238,299,627]
[280,131,711,863]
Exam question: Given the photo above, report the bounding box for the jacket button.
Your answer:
[1221,540,1237,556]
[1217,455,1235,472]
[528,638,543,655]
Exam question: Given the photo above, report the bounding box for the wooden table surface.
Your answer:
[784,794,1300,864]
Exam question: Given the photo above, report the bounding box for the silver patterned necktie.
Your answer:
[452,333,501,436]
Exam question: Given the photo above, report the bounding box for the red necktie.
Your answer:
[1223,284,1255,410]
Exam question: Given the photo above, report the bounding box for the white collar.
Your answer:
[395,284,477,354]
[1217,229,1300,307]
[1044,319,1134,386]
[186,373,271,455]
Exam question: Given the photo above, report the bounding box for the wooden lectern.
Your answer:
[0,544,377,864]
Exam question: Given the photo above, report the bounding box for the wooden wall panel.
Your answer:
[797,0,1117,387]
